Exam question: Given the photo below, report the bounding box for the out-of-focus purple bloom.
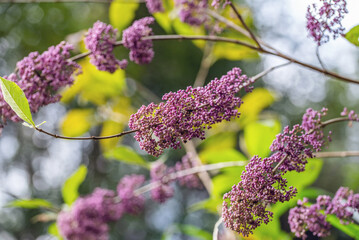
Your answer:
[289,187,359,239]
[222,108,331,236]
[57,188,122,240]
[128,67,252,156]
[145,0,164,13]
[341,107,359,121]
[122,17,155,65]
[85,21,128,72]
[306,0,348,45]
[150,162,174,203]
[117,174,146,215]
[174,153,202,189]
[175,0,208,26]
[1,41,80,124]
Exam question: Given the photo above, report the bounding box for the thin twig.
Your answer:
[193,41,215,87]
[314,151,359,158]
[316,46,327,70]
[134,160,247,195]
[251,61,292,82]
[228,2,261,49]
[272,155,288,173]
[213,217,223,240]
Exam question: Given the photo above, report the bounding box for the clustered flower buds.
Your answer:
[122,17,155,65]
[58,174,145,240]
[175,0,209,26]
[145,0,164,13]
[289,187,359,239]
[222,108,331,236]
[306,0,348,45]
[128,67,252,156]
[0,41,80,124]
[84,21,128,73]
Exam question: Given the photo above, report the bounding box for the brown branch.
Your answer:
[228,2,262,49]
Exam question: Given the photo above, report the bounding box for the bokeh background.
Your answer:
[0,0,358,239]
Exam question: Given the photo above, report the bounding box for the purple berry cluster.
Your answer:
[128,67,252,157]
[222,108,331,236]
[175,0,209,26]
[57,174,145,240]
[84,21,128,73]
[122,17,155,65]
[1,41,80,124]
[306,0,348,45]
[289,187,359,239]
[145,0,164,13]
[341,107,359,121]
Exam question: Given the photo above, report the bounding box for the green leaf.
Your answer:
[62,165,87,205]
[104,146,149,168]
[60,109,94,137]
[109,1,139,31]
[327,215,359,239]
[7,199,53,209]
[0,76,35,126]
[48,222,63,240]
[244,119,281,157]
[199,148,247,164]
[345,25,359,46]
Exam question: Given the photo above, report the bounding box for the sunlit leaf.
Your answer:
[105,145,149,168]
[109,1,139,31]
[48,222,63,240]
[199,132,237,151]
[0,76,35,126]
[172,19,206,49]
[7,199,53,209]
[62,165,87,205]
[100,120,124,151]
[345,25,359,47]
[61,61,126,105]
[244,119,281,157]
[239,88,276,127]
[212,42,259,61]
[327,214,359,239]
[153,12,172,33]
[199,148,247,164]
[60,109,95,137]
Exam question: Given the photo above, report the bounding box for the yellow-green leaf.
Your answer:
[109,1,139,31]
[62,165,87,205]
[0,76,35,126]
[345,25,359,47]
[7,199,53,209]
[244,119,281,157]
[105,145,149,168]
[60,109,95,137]
[48,222,63,240]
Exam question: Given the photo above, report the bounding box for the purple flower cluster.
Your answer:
[150,155,203,202]
[341,107,359,121]
[145,0,164,13]
[175,153,203,189]
[84,21,128,73]
[1,41,80,124]
[122,17,155,65]
[57,188,121,240]
[222,108,330,236]
[58,174,145,240]
[128,67,252,156]
[306,0,348,45]
[175,0,209,26]
[150,162,175,203]
[289,187,359,239]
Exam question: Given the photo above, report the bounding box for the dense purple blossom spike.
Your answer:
[85,21,128,72]
[1,41,80,125]
[122,17,155,65]
[222,108,331,236]
[128,67,252,156]
[306,0,348,45]
[289,187,359,239]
